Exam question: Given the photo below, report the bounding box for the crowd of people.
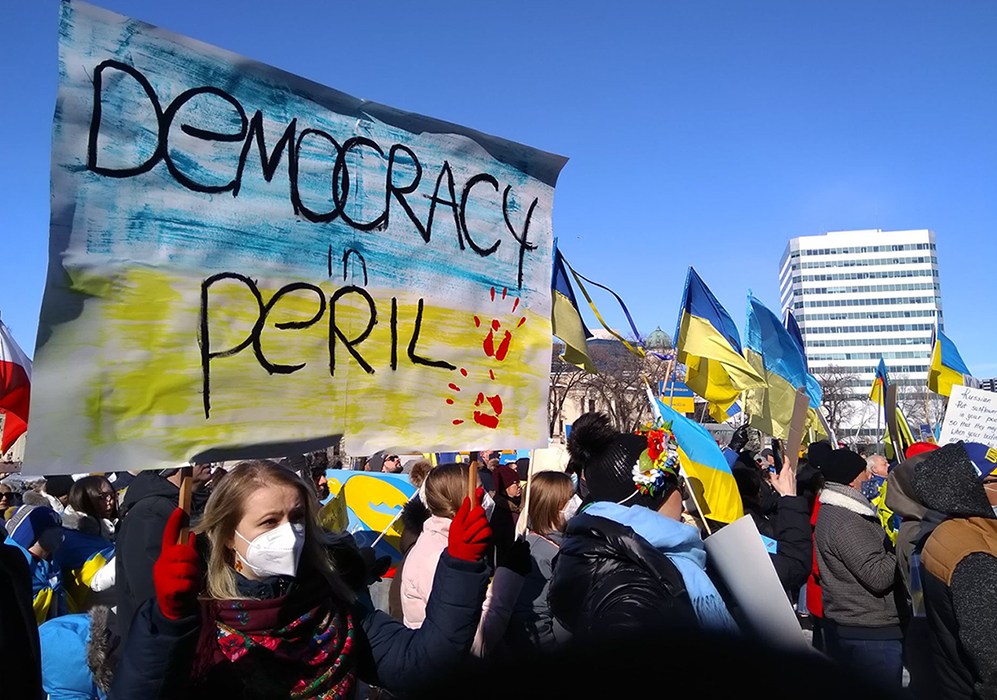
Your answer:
[0,418,994,699]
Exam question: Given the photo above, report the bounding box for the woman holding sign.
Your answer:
[108,460,492,699]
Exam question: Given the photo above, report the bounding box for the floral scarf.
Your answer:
[195,573,356,699]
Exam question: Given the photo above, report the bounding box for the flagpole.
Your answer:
[643,378,712,536]
[876,401,882,455]
[665,358,676,408]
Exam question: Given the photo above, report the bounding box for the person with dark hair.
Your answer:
[805,440,832,650]
[549,412,734,639]
[59,477,117,612]
[900,442,997,700]
[814,448,902,687]
[68,476,118,540]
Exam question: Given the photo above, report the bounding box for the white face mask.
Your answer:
[235,521,305,578]
[560,494,582,523]
[481,491,496,521]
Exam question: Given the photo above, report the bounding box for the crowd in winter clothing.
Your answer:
[1,417,995,699]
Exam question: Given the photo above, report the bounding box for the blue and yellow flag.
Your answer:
[869,358,889,406]
[674,268,764,420]
[928,325,975,397]
[784,310,823,409]
[657,399,743,524]
[552,246,596,373]
[744,294,817,440]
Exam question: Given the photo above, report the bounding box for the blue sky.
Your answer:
[3,0,995,376]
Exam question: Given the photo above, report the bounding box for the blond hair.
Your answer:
[194,460,350,601]
[528,471,575,536]
[423,463,470,518]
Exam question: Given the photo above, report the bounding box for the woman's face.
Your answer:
[98,483,117,519]
[0,489,12,510]
[229,483,305,561]
[505,481,521,499]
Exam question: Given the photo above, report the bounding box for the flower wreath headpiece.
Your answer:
[631,420,681,497]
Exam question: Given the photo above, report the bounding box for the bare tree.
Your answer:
[815,365,863,439]
[548,343,589,438]
[585,341,669,433]
[897,384,946,438]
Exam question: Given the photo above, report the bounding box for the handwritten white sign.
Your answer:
[939,385,997,446]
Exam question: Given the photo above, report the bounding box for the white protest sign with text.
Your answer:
[939,385,997,447]
[28,2,566,474]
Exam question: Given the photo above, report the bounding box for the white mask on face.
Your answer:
[235,521,306,578]
[481,491,496,521]
[560,494,582,523]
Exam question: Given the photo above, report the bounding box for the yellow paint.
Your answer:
[41,267,550,468]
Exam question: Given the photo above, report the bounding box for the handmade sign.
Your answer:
[319,470,415,561]
[28,2,565,474]
[938,385,997,447]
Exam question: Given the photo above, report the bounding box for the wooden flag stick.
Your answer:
[177,465,194,544]
[516,450,537,538]
[643,379,712,536]
[784,387,811,474]
[885,384,903,460]
[664,358,676,408]
[467,458,478,504]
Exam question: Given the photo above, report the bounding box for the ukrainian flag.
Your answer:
[744,294,817,440]
[869,358,889,406]
[674,268,764,419]
[928,326,975,397]
[657,399,743,524]
[552,246,596,374]
[884,407,916,461]
[784,310,823,409]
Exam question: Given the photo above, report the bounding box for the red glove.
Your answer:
[447,487,492,562]
[153,508,200,620]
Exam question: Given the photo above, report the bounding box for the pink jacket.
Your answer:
[400,515,524,657]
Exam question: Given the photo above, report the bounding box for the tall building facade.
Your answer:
[779,229,942,438]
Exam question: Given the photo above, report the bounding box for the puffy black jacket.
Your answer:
[0,542,43,700]
[747,495,812,593]
[549,513,696,637]
[115,471,179,640]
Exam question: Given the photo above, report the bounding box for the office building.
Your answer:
[981,378,997,393]
[779,229,942,438]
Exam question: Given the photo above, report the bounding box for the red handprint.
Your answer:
[446,286,524,430]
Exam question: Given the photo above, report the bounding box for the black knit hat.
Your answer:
[568,412,671,508]
[912,442,994,519]
[807,440,834,470]
[44,475,75,499]
[820,448,866,485]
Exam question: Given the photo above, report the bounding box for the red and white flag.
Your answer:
[0,320,31,455]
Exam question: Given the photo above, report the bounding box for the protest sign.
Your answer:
[703,515,808,650]
[320,469,416,561]
[938,385,997,447]
[28,2,566,474]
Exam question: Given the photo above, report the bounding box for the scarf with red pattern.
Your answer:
[194,573,356,699]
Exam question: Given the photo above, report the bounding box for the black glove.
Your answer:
[360,547,392,585]
[727,424,750,453]
[496,537,532,577]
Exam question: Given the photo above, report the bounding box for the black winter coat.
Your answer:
[108,541,489,699]
[0,542,43,700]
[115,472,180,640]
[548,513,696,637]
[745,495,812,593]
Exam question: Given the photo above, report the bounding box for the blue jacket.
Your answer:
[39,613,106,700]
[54,529,114,613]
[4,537,67,624]
[109,542,489,699]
